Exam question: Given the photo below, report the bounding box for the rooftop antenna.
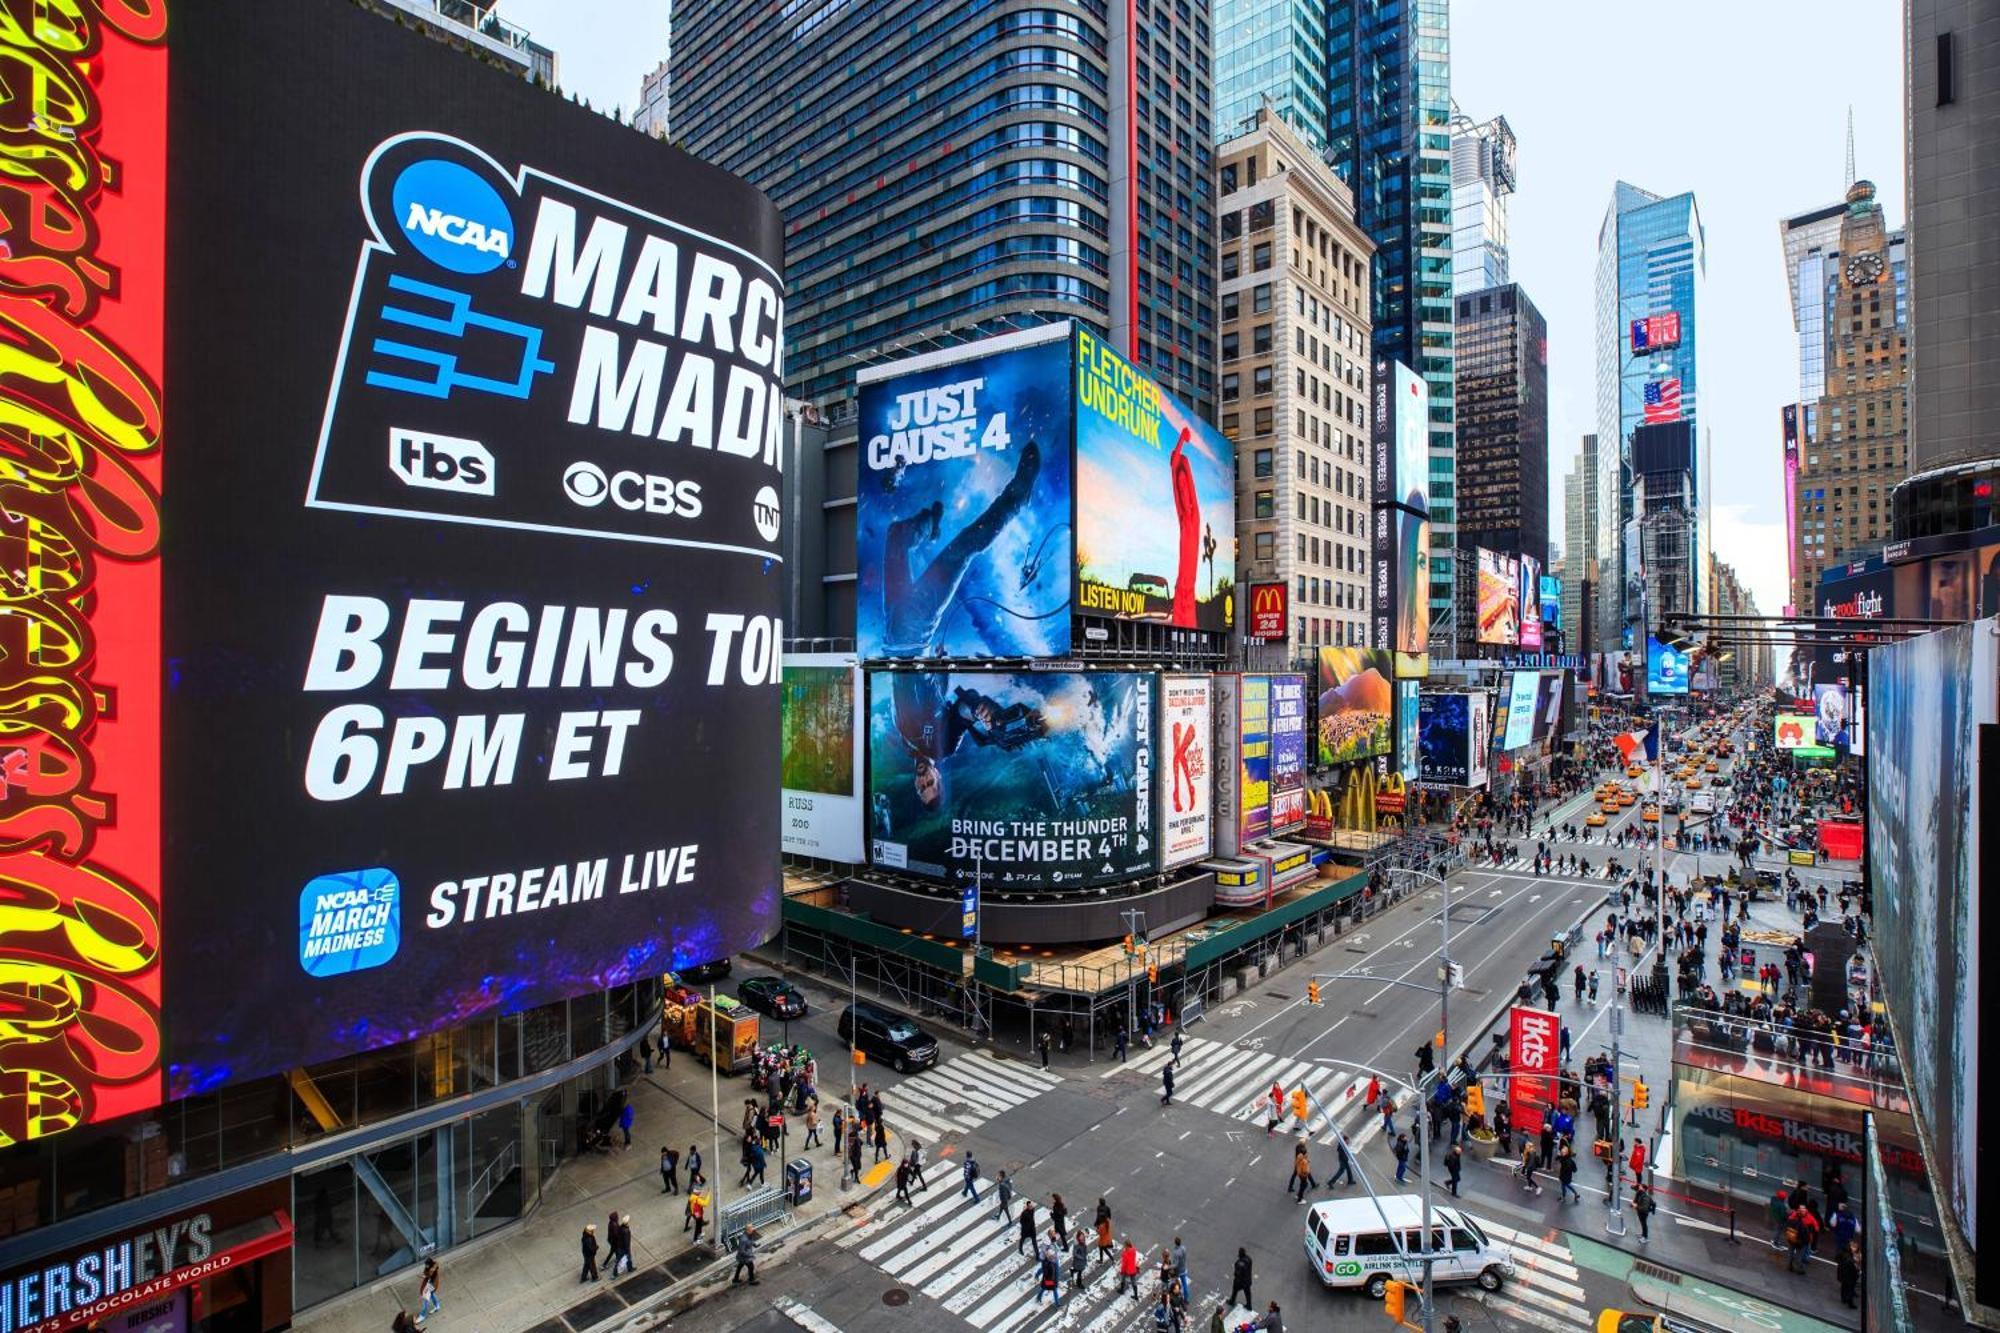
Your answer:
[1844,105,1856,190]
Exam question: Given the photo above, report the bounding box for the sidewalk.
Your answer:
[295,1055,890,1333]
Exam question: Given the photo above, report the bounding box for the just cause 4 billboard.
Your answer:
[0,0,786,1145]
[854,325,1235,659]
[867,671,1154,889]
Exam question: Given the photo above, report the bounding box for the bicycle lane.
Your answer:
[1566,1232,1851,1333]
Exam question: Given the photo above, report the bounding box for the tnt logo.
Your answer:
[299,869,401,978]
[752,484,781,541]
[391,428,494,495]
[391,158,513,275]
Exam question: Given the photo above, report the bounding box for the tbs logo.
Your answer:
[392,158,512,275]
[391,428,494,495]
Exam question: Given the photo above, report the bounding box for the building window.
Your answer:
[1253,449,1273,478]
[1254,531,1274,561]
[1253,324,1272,355]
[1252,241,1271,271]
[1252,366,1272,394]
[1222,250,1239,279]
[1255,490,1274,519]
[1252,284,1272,313]
[1253,406,1273,434]
[1222,372,1239,401]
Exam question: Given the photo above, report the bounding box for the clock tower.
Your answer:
[1790,179,1909,616]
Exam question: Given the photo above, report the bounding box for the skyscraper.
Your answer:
[1449,107,1515,295]
[1217,108,1375,650]
[1217,0,1455,645]
[1451,283,1548,646]
[671,0,1218,636]
[1563,437,1599,656]
[1786,180,1909,613]
[1594,182,1706,647]
[1894,0,2000,539]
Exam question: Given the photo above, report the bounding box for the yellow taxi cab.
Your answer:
[1705,760,1720,773]
[1686,778,1703,791]
[1641,805,1660,822]
[1617,792,1637,808]
[1586,811,1608,827]
[1625,766,1643,779]
[1596,1310,1706,1333]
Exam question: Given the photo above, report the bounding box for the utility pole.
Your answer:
[1605,1000,1627,1237]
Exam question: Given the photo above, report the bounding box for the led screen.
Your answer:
[1539,574,1562,631]
[1397,681,1421,785]
[1647,635,1690,694]
[781,656,864,861]
[1237,674,1272,844]
[1159,675,1214,867]
[1773,714,1816,750]
[145,0,789,1102]
[1074,330,1235,634]
[1517,555,1543,650]
[1269,674,1308,831]
[1315,648,1393,764]
[1476,548,1520,646]
[867,670,1154,889]
[1500,671,1541,750]
[1418,693,1473,785]
[1812,683,1852,749]
[855,332,1073,659]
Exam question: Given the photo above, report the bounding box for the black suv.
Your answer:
[737,975,807,1019]
[837,1001,938,1073]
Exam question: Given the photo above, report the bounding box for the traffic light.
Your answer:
[1464,1082,1485,1118]
[1633,1078,1650,1111]
[1308,981,1322,1005]
[1434,1029,1445,1048]
[1383,1279,1408,1324]
[1148,962,1159,984]
[1124,934,1135,955]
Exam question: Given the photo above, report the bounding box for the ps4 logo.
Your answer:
[402,202,510,261]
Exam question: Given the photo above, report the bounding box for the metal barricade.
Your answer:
[717,1184,790,1248]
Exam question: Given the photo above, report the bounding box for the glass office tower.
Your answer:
[1593,181,1705,647]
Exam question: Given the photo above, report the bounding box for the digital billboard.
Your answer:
[1630,312,1681,352]
[1075,329,1235,635]
[1418,693,1473,785]
[0,0,793,1122]
[1314,648,1393,765]
[1396,681,1421,785]
[1539,574,1562,632]
[1812,683,1852,749]
[1246,582,1288,640]
[1370,358,1430,678]
[1517,555,1544,650]
[1530,672,1566,743]
[1269,674,1308,832]
[1476,548,1520,646]
[1868,621,1995,1256]
[781,655,864,862]
[855,329,1073,660]
[1499,671,1542,750]
[1646,635,1690,694]
[0,3,168,1140]
[1773,714,1815,750]
[1159,675,1214,867]
[867,670,1153,889]
[1467,692,1492,788]
[138,1,793,1101]
[1237,674,1273,845]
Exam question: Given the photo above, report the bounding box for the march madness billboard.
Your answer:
[868,670,1154,889]
[854,327,1074,660]
[0,0,792,1135]
[1074,331,1235,636]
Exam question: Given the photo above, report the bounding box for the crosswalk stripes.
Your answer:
[842,1185,1253,1332]
[773,1295,845,1333]
[1115,1035,1390,1154]
[1463,1217,1593,1333]
[870,1050,1063,1148]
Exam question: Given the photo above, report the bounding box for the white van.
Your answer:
[1303,1195,1514,1297]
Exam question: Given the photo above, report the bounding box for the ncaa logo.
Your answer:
[392,158,513,274]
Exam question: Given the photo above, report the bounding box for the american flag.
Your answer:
[1643,378,1682,423]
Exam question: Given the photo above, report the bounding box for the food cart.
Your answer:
[692,994,760,1075]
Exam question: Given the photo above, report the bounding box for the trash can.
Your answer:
[786,1157,812,1205]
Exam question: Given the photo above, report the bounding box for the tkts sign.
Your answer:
[1246,582,1287,641]
[1507,1005,1560,1136]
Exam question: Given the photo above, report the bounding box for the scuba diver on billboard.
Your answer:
[879,438,1057,657]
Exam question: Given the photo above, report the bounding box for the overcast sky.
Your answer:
[514,0,1905,619]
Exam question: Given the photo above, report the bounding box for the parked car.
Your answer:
[837,1001,938,1073]
[737,975,808,1019]
[677,957,733,983]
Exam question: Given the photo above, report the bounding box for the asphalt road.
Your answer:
[645,737,1792,1333]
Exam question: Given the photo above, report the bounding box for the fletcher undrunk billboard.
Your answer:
[0,0,791,1132]
[868,670,1154,889]
[1075,331,1235,636]
[854,326,1074,660]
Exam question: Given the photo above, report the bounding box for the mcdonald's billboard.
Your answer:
[1246,582,1288,641]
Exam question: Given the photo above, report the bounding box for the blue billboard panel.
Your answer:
[855,332,1074,659]
[867,670,1153,889]
[1539,574,1562,631]
[1074,329,1235,635]
[1268,673,1307,831]
[1647,635,1690,695]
